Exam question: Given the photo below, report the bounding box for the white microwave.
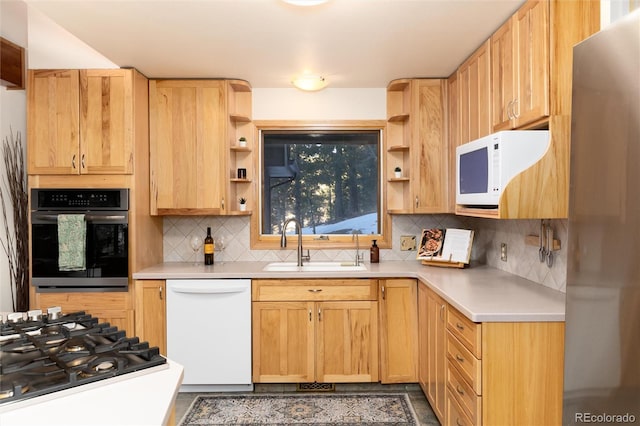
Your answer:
[456,130,550,207]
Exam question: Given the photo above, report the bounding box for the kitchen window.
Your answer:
[252,121,390,249]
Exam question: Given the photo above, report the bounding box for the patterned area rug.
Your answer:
[179,393,419,425]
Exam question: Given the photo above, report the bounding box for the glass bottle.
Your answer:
[370,239,379,263]
[204,227,214,265]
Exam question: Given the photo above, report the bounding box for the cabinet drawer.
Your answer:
[447,361,482,424]
[447,306,482,358]
[447,331,482,395]
[446,388,476,426]
[252,279,378,301]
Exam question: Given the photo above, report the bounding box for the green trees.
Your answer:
[264,132,379,235]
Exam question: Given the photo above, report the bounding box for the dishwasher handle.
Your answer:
[169,284,248,295]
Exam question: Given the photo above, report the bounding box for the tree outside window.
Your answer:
[262,130,380,236]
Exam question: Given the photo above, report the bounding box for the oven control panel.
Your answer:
[32,189,129,210]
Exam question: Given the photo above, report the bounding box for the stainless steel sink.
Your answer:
[262,261,367,272]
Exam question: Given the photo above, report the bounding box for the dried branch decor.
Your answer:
[1,129,29,311]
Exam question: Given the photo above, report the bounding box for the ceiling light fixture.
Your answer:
[292,75,328,91]
[282,0,329,6]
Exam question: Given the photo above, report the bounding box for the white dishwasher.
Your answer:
[166,279,252,392]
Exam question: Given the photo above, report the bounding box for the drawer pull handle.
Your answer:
[456,385,465,395]
[308,289,323,293]
[455,354,464,362]
[456,418,464,426]
[456,322,465,330]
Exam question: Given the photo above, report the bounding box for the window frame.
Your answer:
[251,120,391,250]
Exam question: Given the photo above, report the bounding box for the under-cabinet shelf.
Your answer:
[230,114,251,123]
[228,210,252,216]
[388,113,410,123]
[387,145,410,152]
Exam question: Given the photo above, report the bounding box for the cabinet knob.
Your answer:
[308,289,323,293]
[456,385,465,395]
[381,285,386,300]
[455,354,464,362]
[159,286,163,300]
[456,322,465,330]
[72,154,76,169]
[317,308,322,321]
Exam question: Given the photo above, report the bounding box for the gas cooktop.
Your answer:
[0,308,166,408]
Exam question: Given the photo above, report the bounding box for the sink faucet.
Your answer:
[352,229,363,266]
[281,218,311,266]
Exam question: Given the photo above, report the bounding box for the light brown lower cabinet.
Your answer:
[418,284,447,421]
[419,282,565,426]
[379,278,418,383]
[252,279,378,383]
[440,294,564,426]
[134,280,167,355]
[33,291,134,335]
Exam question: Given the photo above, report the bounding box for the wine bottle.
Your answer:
[204,227,214,265]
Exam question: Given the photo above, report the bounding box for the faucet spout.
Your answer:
[281,218,310,267]
[352,230,362,266]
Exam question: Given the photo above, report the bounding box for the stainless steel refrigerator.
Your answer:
[563,9,640,425]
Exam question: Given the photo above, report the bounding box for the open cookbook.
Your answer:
[417,228,474,268]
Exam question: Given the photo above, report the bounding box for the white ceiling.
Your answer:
[25,0,524,88]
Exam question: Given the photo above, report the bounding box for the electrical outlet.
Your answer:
[400,235,416,251]
[501,243,508,261]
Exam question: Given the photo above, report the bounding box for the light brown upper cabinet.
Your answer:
[28,69,136,175]
[149,79,253,216]
[149,80,227,215]
[446,73,459,214]
[456,0,599,219]
[491,0,549,131]
[386,79,448,214]
[458,39,492,144]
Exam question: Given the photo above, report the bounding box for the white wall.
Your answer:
[27,4,118,69]
[1,0,28,312]
[253,88,385,120]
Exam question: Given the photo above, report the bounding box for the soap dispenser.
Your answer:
[370,239,379,263]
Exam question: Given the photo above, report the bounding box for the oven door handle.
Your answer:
[32,214,127,223]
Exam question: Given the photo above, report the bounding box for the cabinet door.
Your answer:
[80,70,134,174]
[411,79,448,213]
[134,280,166,355]
[379,279,418,383]
[27,70,80,175]
[514,0,549,127]
[34,291,133,336]
[427,288,447,422]
[491,16,517,131]
[316,301,378,383]
[150,80,227,214]
[458,40,492,144]
[252,301,315,383]
[447,73,459,213]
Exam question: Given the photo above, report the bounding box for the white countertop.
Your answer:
[134,261,566,322]
[0,360,184,426]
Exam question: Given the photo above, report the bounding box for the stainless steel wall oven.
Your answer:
[31,189,129,292]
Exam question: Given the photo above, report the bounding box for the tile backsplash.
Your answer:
[163,215,568,292]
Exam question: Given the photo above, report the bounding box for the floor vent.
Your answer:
[296,382,335,392]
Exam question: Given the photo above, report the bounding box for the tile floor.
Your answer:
[175,383,440,425]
